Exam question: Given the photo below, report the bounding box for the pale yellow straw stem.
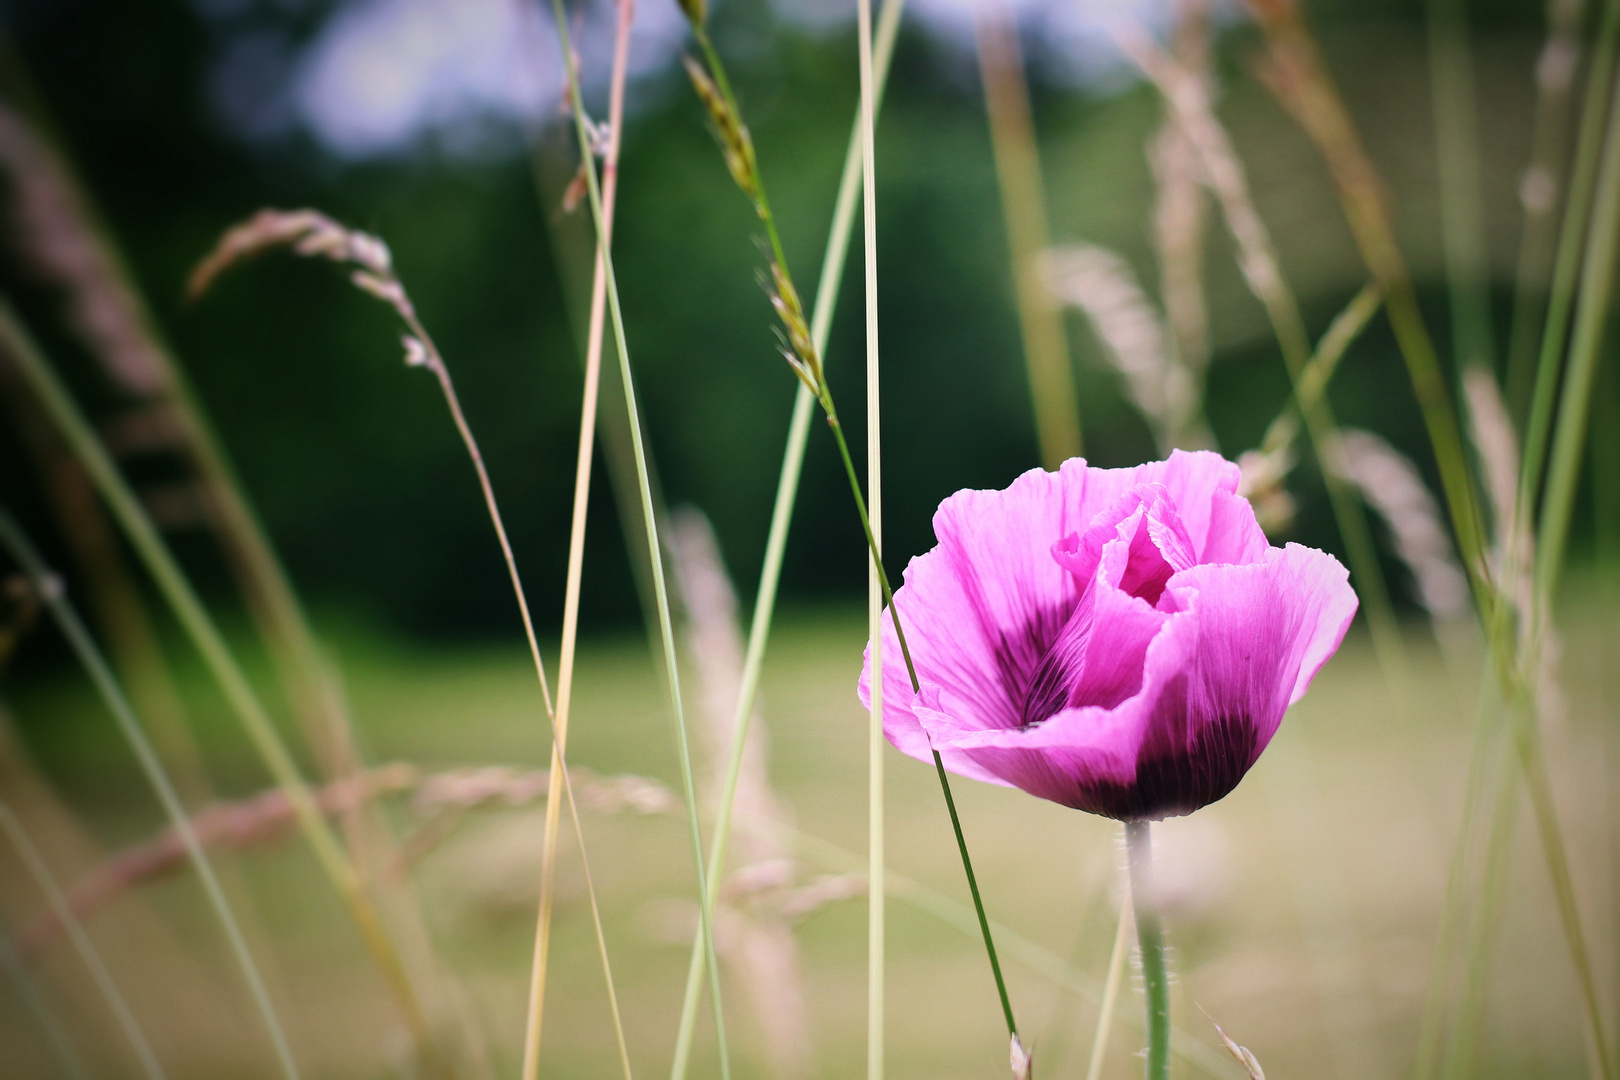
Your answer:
[521,1,636,1077]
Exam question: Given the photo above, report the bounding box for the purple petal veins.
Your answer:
[858,450,1358,821]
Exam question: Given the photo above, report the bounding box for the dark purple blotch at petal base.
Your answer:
[858,450,1358,822]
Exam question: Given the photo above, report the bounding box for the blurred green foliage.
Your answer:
[0,0,1570,640]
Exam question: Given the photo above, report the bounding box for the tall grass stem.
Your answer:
[547,7,731,1076]
[1125,821,1169,1080]
[0,926,89,1080]
[0,298,443,1073]
[0,800,168,1080]
[0,510,300,1080]
[667,1,905,1070]
[857,0,886,1071]
[521,3,634,1070]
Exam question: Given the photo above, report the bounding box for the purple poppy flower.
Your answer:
[859,450,1357,821]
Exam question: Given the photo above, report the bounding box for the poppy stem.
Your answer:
[1125,821,1170,1080]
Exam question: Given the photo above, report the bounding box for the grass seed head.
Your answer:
[682,55,757,199]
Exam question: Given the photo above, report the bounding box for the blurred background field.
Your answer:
[1,0,1618,1077]
[2,592,1617,1079]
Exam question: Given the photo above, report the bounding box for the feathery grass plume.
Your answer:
[1042,243,1206,453]
[0,102,387,874]
[1206,1014,1265,1080]
[974,0,1083,467]
[14,762,673,958]
[1120,27,1410,694]
[0,104,167,394]
[1248,0,1487,588]
[1327,430,1472,638]
[192,206,637,1080]
[669,507,812,1079]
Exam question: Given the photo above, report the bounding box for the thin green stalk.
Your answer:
[775,823,1242,1079]
[1507,690,1613,1080]
[1520,0,1620,506]
[1536,59,1620,603]
[0,800,167,1080]
[1084,899,1133,1080]
[1251,7,1489,592]
[1516,71,1620,1079]
[0,298,442,1072]
[0,925,90,1080]
[668,3,906,1071]
[1125,821,1169,1080]
[676,0,1021,1053]
[547,8,731,1077]
[0,510,300,1080]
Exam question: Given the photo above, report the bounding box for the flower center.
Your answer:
[1018,487,1194,728]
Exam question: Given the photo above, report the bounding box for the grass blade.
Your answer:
[1082,887,1131,1080]
[0,921,90,1080]
[0,298,444,1073]
[0,799,168,1080]
[668,1,907,1075]
[0,510,300,1080]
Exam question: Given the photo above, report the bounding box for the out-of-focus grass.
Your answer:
[3,585,1616,1079]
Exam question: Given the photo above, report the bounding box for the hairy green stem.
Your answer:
[1125,821,1169,1080]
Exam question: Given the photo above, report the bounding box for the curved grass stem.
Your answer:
[0,800,168,1080]
[0,298,444,1076]
[548,5,730,1077]
[0,511,300,1080]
